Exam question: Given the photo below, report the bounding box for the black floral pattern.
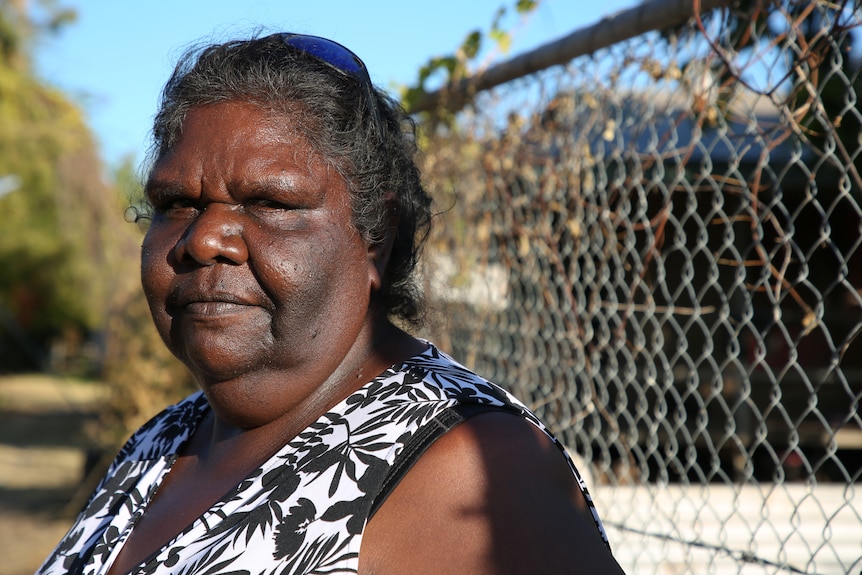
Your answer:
[36,344,608,575]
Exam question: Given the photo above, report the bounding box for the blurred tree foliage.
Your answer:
[0,0,105,370]
[0,1,195,448]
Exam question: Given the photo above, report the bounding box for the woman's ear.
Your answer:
[368,193,399,291]
[368,225,396,291]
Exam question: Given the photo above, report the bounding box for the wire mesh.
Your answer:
[417,2,862,573]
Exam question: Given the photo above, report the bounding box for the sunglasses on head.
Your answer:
[279,33,384,140]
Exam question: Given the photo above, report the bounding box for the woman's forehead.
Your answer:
[148,102,341,189]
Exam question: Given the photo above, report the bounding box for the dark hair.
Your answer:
[147,33,432,325]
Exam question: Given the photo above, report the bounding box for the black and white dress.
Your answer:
[38,344,609,575]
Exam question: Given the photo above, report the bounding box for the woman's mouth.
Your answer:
[173,291,259,317]
[184,300,253,315]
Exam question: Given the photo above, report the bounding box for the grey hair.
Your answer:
[146,33,432,325]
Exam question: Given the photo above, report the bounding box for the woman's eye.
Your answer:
[247,199,293,213]
[155,199,200,218]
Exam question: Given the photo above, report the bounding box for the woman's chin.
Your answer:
[168,316,274,378]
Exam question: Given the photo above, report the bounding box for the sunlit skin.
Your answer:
[140,101,404,431]
[107,100,624,575]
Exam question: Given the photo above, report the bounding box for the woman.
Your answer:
[39,33,624,574]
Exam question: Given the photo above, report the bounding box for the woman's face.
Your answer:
[141,101,384,424]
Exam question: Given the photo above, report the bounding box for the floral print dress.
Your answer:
[37,344,609,575]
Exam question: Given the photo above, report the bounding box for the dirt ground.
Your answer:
[0,374,108,575]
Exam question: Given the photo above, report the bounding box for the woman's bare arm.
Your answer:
[360,411,625,574]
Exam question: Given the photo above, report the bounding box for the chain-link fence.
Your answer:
[416,1,862,573]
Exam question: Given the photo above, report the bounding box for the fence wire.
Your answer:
[417,1,862,573]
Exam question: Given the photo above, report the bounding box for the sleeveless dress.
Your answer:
[37,344,608,575]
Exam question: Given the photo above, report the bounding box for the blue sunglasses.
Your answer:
[279,33,384,140]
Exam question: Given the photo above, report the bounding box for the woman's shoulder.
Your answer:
[360,409,624,574]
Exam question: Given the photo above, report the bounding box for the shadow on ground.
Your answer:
[0,375,107,575]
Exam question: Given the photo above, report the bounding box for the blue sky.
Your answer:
[35,0,639,167]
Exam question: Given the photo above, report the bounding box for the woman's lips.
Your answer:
[173,292,260,316]
[184,300,253,315]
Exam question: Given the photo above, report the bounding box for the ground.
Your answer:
[0,374,108,575]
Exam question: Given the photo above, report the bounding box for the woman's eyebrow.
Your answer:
[143,179,187,198]
[245,175,299,192]
[238,174,325,200]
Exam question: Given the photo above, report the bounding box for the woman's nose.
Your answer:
[173,204,249,266]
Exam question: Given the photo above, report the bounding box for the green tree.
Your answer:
[0,0,114,371]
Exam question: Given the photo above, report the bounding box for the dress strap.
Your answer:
[367,403,522,519]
